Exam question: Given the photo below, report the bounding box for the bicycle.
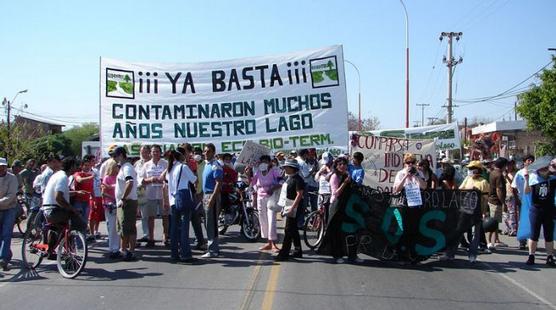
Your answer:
[303,193,330,250]
[21,212,88,279]
[14,194,30,235]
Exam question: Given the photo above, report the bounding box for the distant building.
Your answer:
[13,115,65,139]
[469,120,546,159]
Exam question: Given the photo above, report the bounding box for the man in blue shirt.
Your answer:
[348,152,365,186]
[202,143,223,258]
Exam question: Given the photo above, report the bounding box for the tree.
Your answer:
[347,112,380,131]
[124,74,131,83]
[28,134,73,163]
[516,57,556,156]
[327,60,334,70]
[62,123,99,156]
[0,123,37,163]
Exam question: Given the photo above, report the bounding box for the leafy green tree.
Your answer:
[516,57,556,156]
[124,74,131,83]
[62,123,99,156]
[0,123,37,163]
[327,60,334,71]
[28,134,73,163]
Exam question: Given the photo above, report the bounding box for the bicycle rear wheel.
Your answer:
[57,230,87,279]
[21,227,45,269]
[303,210,325,250]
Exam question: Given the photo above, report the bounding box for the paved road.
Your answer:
[2,217,556,310]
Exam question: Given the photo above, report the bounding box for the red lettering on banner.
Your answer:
[379,168,389,182]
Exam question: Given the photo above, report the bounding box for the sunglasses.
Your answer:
[405,161,416,165]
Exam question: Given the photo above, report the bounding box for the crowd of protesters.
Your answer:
[0,144,555,272]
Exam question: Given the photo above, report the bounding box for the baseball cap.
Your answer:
[107,144,118,155]
[0,157,7,166]
[12,160,23,168]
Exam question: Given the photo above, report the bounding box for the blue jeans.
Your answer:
[0,207,17,263]
[171,190,194,260]
[72,200,89,228]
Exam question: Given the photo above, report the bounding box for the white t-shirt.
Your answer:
[166,162,197,206]
[140,159,168,200]
[42,171,69,208]
[393,169,425,194]
[115,162,138,201]
[36,166,54,195]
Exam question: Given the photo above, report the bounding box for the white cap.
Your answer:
[0,158,7,166]
[321,152,332,164]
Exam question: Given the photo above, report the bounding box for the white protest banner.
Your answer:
[368,122,460,151]
[236,141,270,166]
[351,134,437,192]
[100,45,348,156]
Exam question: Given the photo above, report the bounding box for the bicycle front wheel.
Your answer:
[21,228,45,269]
[57,230,87,279]
[303,210,325,250]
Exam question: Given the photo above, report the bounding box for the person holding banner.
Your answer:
[417,159,438,189]
[393,154,427,194]
[348,152,365,186]
[524,158,556,266]
[443,161,490,262]
[393,153,426,262]
[251,155,282,252]
[330,156,365,264]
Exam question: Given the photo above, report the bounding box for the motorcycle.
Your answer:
[218,180,260,242]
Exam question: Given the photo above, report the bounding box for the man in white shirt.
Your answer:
[113,147,139,261]
[139,145,168,247]
[41,157,87,249]
[134,145,151,244]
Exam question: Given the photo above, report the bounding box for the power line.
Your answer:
[453,60,552,103]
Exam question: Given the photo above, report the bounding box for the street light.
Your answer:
[2,89,28,159]
[399,0,410,128]
[344,59,362,131]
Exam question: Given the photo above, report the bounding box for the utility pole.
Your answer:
[2,89,28,160]
[514,101,517,121]
[416,103,430,127]
[440,32,463,124]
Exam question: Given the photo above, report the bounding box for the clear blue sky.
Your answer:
[1,0,555,129]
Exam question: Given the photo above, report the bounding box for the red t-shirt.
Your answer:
[222,165,238,194]
[187,158,197,174]
[73,171,94,202]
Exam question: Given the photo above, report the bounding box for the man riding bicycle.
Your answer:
[41,157,87,256]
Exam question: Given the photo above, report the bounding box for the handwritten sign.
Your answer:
[404,183,422,207]
[351,134,437,193]
[236,141,270,166]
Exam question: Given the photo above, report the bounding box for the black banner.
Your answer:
[317,186,482,262]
